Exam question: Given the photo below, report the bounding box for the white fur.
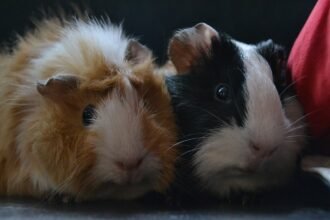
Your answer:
[30,20,131,81]
[66,21,129,67]
[194,41,306,196]
[90,80,161,199]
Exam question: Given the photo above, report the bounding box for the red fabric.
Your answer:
[288,0,330,139]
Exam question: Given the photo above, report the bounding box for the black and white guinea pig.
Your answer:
[165,23,307,197]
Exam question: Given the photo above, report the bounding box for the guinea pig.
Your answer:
[165,23,307,197]
[0,16,178,201]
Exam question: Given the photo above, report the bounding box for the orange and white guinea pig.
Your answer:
[0,16,177,201]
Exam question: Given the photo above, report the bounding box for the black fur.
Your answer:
[165,33,247,196]
[256,40,298,109]
[256,39,289,96]
[166,33,247,159]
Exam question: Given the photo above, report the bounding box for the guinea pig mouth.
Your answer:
[216,159,276,177]
[214,155,292,181]
[96,173,158,194]
[92,177,155,199]
[102,176,153,188]
[216,167,257,178]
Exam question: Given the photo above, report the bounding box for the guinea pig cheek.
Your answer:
[141,113,177,192]
[193,125,252,182]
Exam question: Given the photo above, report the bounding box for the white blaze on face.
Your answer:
[237,42,287,151]
[91,80,143,181]
[90,79,160,191]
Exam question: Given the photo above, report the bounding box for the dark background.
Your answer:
[0,0,316,63]
[2,1,330,219]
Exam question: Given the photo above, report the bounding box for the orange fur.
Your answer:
[0,17,177,200]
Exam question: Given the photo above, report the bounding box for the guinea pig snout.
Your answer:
[115,157,143,172]
[249,142,278,159]
[113,156,146,185]
[244,142,279,172]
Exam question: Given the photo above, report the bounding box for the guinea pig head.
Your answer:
[19,29,177,201]
[166,23,305,196]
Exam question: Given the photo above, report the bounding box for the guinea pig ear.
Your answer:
[168,22,219,74]
[256,39,287,87]
[37,74,80,101]
[125,40,152,65]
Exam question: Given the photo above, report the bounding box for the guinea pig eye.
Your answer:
[82,105,96,126]
[215,84,231,102]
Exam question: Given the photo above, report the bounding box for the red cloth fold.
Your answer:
[288,0,330,140]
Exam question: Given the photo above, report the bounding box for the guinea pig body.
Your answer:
[0,17,177,201]
[165,23,306,197]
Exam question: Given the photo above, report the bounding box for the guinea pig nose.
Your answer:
[115,158,143,171]
[250,143,278,158]
[251,144,261,152]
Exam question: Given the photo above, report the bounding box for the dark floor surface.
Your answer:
[1,172,329,220]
